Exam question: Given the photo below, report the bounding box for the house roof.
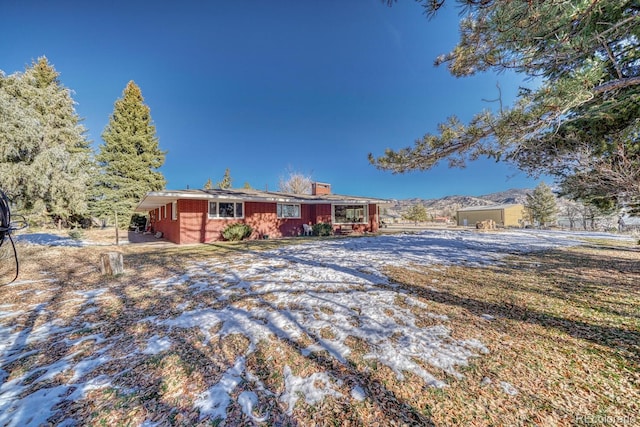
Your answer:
[456,203,524,212]
[135,189,392,212]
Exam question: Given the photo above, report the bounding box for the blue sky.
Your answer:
[1,0,545,200]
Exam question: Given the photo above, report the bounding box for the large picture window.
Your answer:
[277,203,301,218]
[333,204,367,224]
[208,201,244,219]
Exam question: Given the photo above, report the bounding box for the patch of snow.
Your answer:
[1,308,71,354]
[238,391,268,422]
[74,289,107,298]
[3,278,57,287]
[194,357,245,421]
[461,339,490,354]
[0,309,24,321]
[480,314,496,321]
[280,366,343,415]
[351,385,366,401]
[0,384,72,427]
[142,335,172,355]
[70,354,111,382]
[148,274,190,291]
[81,306,99,315]
[500,381,519,396]
[68,375,112,398]
[15,233,86,247]
[426,312,450,321]
[64,329,107,347]
[26,321,74,345]
[176,301,190,311]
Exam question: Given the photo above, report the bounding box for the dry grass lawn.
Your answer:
[0,228,637,426]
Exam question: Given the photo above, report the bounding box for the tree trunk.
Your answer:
[115,210,119,246]
[100,252,124,276]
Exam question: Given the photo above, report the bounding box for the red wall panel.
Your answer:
[151,199,380,244]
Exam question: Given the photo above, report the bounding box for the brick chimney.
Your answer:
[311,182,331,195]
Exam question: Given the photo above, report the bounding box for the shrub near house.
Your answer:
[222,223,253,241]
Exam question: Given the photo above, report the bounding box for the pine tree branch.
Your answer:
[593,76,640,94]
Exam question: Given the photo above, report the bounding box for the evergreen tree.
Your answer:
[525,183,557,227]
[0,57,93,226]
[203,178,213,190]
[372,1,640,213]
[243,182,252,189]
[92,81,165,225]
[216,168,232,189]
[402,204,429,225]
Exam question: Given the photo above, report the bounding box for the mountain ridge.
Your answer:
[384,188,532,219]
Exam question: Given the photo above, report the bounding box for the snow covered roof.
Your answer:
[135,189,392,212]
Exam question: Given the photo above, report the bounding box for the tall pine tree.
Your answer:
[92,81,165,225]
[525,183,558,227]
[216,169,232,189]
[0,57,93,226]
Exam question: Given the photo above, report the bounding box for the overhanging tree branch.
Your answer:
[373,0,640,213]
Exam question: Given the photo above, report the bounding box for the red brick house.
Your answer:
[134,183,390,244]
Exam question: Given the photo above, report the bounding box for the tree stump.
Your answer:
[100,252,124,276]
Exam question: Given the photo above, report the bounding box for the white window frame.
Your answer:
[171,201,177,220]
[161,205,166,220]
[332,204,368,224]
[208,200,245,219]
[277,203,301,219]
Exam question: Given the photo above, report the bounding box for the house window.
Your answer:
[161,205,166,220]
[333,204,367,224]
[171,201,177,220]
[208,201,244,219]
[277,203,301,218]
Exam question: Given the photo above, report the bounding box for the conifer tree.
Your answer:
[525,183,557,227]
[216,169,232,189]
[0,57,93,226]
[402,204,429,225]
[203,178,213,190]
[92,81,165,225]
[372,1,640,213]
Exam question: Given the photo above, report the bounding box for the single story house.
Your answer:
[456,204,525,228]
[134,183,391,244]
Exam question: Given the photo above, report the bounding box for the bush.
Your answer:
[68,228,83,240]
[312,222,333,237]
[222,223,253,241]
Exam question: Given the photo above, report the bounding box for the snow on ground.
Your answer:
[14,233,87,247]
[0,229,632,424]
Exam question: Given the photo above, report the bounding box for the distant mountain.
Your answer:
[383,188,627,230]
[383,189,532,219]
[480,188,531,205]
